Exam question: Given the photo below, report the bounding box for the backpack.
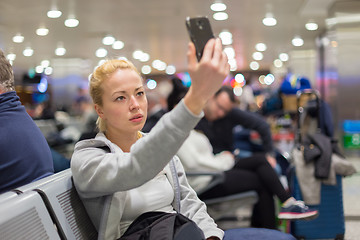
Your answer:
[118,211,205,240]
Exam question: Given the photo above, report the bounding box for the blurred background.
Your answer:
[1,0,360,142]
[1,0,360,238]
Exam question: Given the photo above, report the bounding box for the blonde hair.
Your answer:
[90,59,141,132]
[0,49,15,92]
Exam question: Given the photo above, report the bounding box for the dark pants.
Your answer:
[199,153,292,229]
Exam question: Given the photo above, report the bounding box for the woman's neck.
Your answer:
[105,130,139,152]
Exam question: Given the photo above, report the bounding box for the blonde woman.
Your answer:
[71,39,296,240]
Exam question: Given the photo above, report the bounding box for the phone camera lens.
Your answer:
[197,20,204,30]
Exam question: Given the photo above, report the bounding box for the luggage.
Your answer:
[290,89,345,240]
[290,172,345,240]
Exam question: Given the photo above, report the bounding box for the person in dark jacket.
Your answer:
[0,49,54,193]
[193,85,318,229]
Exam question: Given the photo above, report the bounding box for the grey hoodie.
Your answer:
[71,100,224,240]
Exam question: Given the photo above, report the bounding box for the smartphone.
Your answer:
[186,16,215,61]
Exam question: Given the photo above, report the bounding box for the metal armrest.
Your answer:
[185,171,225,196]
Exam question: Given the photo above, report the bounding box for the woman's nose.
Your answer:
[129,96,140,110]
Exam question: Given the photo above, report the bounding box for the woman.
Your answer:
[71,39,295,240]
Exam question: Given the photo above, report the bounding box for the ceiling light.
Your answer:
[250,61,259,70]
[95,48,108,58]
[112,40,124,50]
[6,53,16,61]
[305,21,318,31]
[102,35,115,45]
[224,47,235,59]
[157,62,167,71]
[140,53,150,62]
[133,50,143,60]
[141,65,152,75]
[228,59,237,71]
[264,74,275,85]
[97,59,106,67]
[41,60,50,68]
[213,12,228,21]
[279,53,289,61]
[210,1,227,12]
[292,36,304,47]
[262,13,277,26]
[23,47,34,57]
[258,75,266,84]
[44,67,53,75]
[64,15,79,28]
[252,52,263,61]
[47,7,62,18]
[235,73,245,83]
[35,65,44,73]
[36,26,49,36]
[147,79,157,90]
[166,65,176,75]
[55,46,66,56]
[12,33,24,43]
[255,43,267,52]
[273,59,283,68]
[117,56,128,61]
[152,60,164,70]
[219,30,233,45]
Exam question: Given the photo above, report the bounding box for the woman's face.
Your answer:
[95,69,148,135]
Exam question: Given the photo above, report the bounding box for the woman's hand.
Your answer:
[184,38,230,115]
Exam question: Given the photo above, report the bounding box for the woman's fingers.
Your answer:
[201,38,216,62]
[187,42,197,71]
[211,38,223,63]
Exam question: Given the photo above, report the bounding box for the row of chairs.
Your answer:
[0,169,97,240]
[0,169,259,240]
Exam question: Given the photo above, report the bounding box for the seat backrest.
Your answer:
[13,169,72,194]
[34,170,98,240]
[0,191,61,240]
[0,191,18,204]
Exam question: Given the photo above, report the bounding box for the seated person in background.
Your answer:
[71,39,295,240]
[141,89,167,133]
[168,81,318,230]
[0,49,54,194]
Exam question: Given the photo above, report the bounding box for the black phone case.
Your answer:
[186,17,215,61]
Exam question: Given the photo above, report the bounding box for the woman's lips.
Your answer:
[130,114,143,122]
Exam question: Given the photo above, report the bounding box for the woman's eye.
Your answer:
[116,96,125,101]
[137,91,144,96]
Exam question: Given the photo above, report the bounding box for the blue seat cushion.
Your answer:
[224,228,296,240]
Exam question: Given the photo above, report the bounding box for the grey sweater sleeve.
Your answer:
[71,100,204,198]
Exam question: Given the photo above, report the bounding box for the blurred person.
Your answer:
[71,39,295,240]
[141,89,167,133]
[169,80,318,229]
[237,82,258,112]
[0,49,54,193]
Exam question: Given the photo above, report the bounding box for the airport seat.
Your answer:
[186,171,258,222]
[0,191,61,240]
[14,169,98,240]
[34,170,98,240]
[0,191,18,203]
[13,168,71,194]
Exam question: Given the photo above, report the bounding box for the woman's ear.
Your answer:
[94,104,105,119]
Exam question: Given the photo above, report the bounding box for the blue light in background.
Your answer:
[37,77,48,93]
